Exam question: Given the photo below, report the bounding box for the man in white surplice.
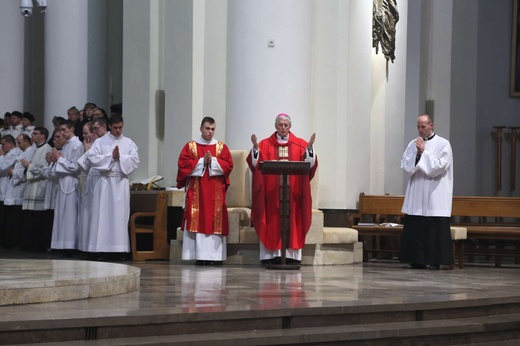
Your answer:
[86,114,139,255]
[3,134,36,248]
[399,114,454,270]
[0,135,22,248]
[49,120,84,251]
[77,118,107,254]
[21,127,53,252]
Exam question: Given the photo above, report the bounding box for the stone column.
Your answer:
[43,0,88,128]
[226,0,313,150]
[0,1,25,112]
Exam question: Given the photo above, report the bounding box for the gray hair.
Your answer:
[275,113,292,126]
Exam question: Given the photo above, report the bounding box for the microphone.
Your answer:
[287,139,310,151]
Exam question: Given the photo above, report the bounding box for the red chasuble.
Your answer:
[247,132,318,250]
[176,140,233,236]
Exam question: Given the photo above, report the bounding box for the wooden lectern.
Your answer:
[260,160,311,270]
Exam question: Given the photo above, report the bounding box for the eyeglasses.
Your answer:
[91,126,101,132]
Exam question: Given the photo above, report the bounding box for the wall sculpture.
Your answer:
[372,0,399,63]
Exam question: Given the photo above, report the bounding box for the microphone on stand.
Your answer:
[287,140,309,151]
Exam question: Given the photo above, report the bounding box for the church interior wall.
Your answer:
[423,0,453,143]
[312,0,355,209]
[403,0,426,193]
[2,0,520,211]
[124,0,520,209]
[226,0,313,152]
[43,1,89,128]
[314,0,406,209]
[122,1,158,179]
[475,0,520,197]
[381,1,408,197]
[0,2,26,114]
[107,0,124,108]
[202,0,228,142]
[87,0,108,111]
[161,0,196,186]
[450,0,478,196]
[26,12,44,118]
[191,0,207,141]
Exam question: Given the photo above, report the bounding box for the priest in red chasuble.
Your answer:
[247,113,317,265]
[176,116,234,265]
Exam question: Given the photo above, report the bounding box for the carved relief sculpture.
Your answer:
[372,0,399,63]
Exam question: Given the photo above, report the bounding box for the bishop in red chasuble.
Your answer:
[247,113,317,264]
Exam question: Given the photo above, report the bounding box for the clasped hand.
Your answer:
[415,137,425,154]
[204,151,212,166]
[113,145,120,160]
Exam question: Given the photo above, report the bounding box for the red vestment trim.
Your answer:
[176,140,233,236]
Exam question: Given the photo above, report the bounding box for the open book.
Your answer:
[131,175,164,189]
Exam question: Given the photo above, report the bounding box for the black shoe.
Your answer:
[195,260,205,266]
[286,258,301,265]
[261,258,276,265]
[261,258,282,265]
[404,263,426,269]
[206,261,223,266]
[428,264,440,270]
[52,249,74,258]
[93,253,108,262]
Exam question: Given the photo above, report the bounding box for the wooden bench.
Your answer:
[451,196,520,267]
[348,193,466,269]
[349,193,520,268]
[348,194,405,262]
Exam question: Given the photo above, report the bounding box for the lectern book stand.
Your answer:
[259,160,311,270]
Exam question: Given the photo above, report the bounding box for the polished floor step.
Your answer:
[2,248,520,345]
[25,313,520,345]
[3,295,520,342]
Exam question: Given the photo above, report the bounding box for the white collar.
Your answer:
[277,133,289,142]
[195,137,217,145]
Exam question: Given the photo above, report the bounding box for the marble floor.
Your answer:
[1,248,520,344]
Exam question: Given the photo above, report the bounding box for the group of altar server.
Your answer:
[0,111,139,260]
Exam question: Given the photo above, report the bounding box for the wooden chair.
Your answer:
[130,191,170,260]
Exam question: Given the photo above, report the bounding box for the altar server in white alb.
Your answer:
[21,127,53,252]
[3,134,36,248]
[50,120,84,252]
[399,114,454,271]
[77,118,107,254]
[86,114,139,256]
[0,135,21,248]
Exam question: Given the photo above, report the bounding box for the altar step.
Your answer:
[8,299,520,345]
[28,313,520,345]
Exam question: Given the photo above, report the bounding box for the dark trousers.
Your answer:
[399,215,454,265]
[2,204,23,248]
[20,209,54,252]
